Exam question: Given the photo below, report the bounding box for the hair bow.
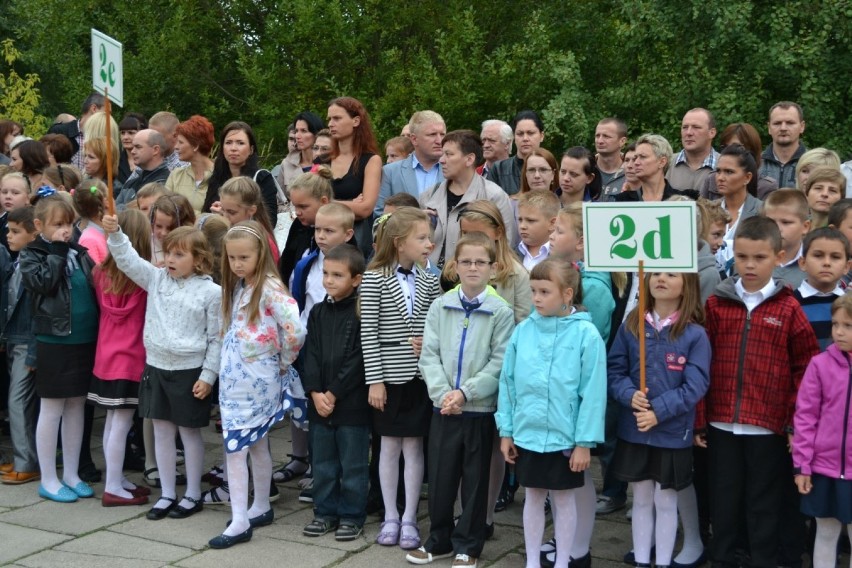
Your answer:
[36,186,57,198]
[309,164,322,174]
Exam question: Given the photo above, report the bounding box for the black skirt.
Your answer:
[610,439,693,490]
[138,365,211,428]
[515,446,585,490]
[35,341,96,398]
[372,378,431,437]
[801,473,852,523]
[87,376,140,409]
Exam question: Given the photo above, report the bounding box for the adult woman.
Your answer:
[621,143,641,193]
[795,148,841,191]
[39,134,74,166]
[614,134,680,202]
[202,121,278,228]
[0,120,22,161]
[700,123,778,200]
[713,144,761,270]
[276,111,324,194]
[83,137,120,183]
[165,115,215,214]
[117,113,147,184]
[317,97,381,257]
[519,148,558,194]
[312,128,332,158]
[10,139,50,190]
[487,110,545,195]
[558,146,602,205]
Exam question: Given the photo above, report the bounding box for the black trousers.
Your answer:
[708,426,788,568]
[425,412,494,558]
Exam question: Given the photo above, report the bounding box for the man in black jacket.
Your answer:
[116,129,170,209]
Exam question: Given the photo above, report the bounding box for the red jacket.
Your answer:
[696,279,819,435]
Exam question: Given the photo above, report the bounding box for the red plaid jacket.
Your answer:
[696,279,819,435]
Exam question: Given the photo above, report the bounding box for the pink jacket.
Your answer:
[92,269,147,382]
[793,344,852,479]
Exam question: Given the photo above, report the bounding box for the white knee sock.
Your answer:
[104,409,134,497]
[152,420,177,507]
[247,438,273,517]
[59,397,85,488]
[486,436,504,526]
[524,487,548,568]
[813,517,842,568]
[401,437,424,524]
[631,480,656,564]
[177,426,204,507]
[224,449,250,536]
[653,484,679,566]
[571,471,596,559]
[379,436,403,521]
[551,489,576,568]
[143,418,156,471]
[674,484,704,564]
[36,398,65,492]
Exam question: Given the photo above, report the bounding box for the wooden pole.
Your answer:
[103,88,115,215]
[638,259,646,393]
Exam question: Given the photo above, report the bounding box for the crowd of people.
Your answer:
[0,95,851,568]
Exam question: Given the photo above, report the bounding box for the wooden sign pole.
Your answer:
[638,259,646,393]
[103,88,115,215]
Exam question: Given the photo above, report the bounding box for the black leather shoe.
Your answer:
[168,495,203,519]
[209,527,253,549]
[226,508,274,529]
[146,497,177,520]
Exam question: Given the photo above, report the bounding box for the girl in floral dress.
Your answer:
[208,220,305,549]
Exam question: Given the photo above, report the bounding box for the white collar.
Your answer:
[735,277,776,301]
[798,279,844,298]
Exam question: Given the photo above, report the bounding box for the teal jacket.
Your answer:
[579,263,615,344]
[419,285,515,414]
[496,309,607,452]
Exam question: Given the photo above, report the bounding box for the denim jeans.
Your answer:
[309,422,370,525]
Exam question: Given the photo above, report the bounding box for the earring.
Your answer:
[561,303,568,311]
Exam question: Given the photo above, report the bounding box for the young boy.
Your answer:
[828,198,852,287]
[0,207,40,484]
[301,243,369,541]
[794,227,851,351]
[802,166,846,229]
[516,189,559,270]
[761,189,811,288]
[407,232,515,568]
[696,216,819,568]
[383,192,420,214]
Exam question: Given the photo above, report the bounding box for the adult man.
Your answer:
[595,118,628,200]
[478,119,512,178]
[47,93,104,171]
[760,101,807,189]
[374,110,446,216]
[149,111,189,171]
[116,129,170,209]
[666,108,719,194]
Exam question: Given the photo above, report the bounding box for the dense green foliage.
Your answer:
[3,0,851,163]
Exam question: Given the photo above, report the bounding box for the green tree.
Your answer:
[0,39,49,137]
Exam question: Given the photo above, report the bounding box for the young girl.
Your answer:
[197,213,230,285]
[208,220,304,549]
[20,192,99,503]
[361,207,441,549]
[495,259,607,568]
[216,176,280,263]
[73,179,108,263]
[103,215,221,521]
[0,171,31,252]
[793,294,852,568]
[88,209,151,506]
[42,164,82,193]
[135,182,167,217]
[149,193,195,267]
[607,272,711,568]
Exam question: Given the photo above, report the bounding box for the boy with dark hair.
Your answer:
[301,243,370,541]
[696,215,819,568]
[827,198,852,286]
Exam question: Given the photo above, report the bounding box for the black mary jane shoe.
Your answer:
[209,527,253,549]
[146,496,178,520]
[168,495,204,519]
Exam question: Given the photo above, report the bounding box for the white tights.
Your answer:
[102,409,135,496]
[223,437,273,537]
[379,436,423,529]
[632,480,678,566]
[36,397,85,493]
[151,420,204,510]
[813,517,852,568]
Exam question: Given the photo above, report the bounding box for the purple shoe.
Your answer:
[399,520,421,550]
[376,519,400,546]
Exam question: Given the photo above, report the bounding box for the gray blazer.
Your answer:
[375,154,444,217]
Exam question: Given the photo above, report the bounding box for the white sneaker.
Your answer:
[453,554,477,568]
[405,547,455,565]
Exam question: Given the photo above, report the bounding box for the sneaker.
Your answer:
[596,494,626,515]
[453,554,478,568]
[405,547,454,565]
[303,518,338,537]
[335,522,363,541]
[298,476,313,503]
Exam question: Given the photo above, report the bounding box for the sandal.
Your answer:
[272,454,308,483]
[375,519,400,546]
[303,517,339,537]
[202,482,231,505]
[143,467,187,488]
[201,465,225,485]
[399,520,421,550]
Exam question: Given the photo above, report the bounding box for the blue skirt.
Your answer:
[801,473,852,523]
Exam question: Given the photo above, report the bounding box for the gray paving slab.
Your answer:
[174,535,348,568]
[0,495,148,536]
[0,483,45,509]
[15,550,165,568]
[0,522,73,565]
[54,530,195,563]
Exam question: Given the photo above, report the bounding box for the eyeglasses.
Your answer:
[313,145,331,153]
[527,167,554,175]
[457,260,492,268]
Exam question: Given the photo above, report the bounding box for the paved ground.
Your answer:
[0,411,647,567]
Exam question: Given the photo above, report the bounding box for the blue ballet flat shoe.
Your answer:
[209,527,253,549]
[672,550,708,568]
[226,508,274,529]
[63,480,95,498]
[39,484,78,503]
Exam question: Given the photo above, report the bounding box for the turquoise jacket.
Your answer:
[495,309,607,452]
[419,285,515,414]
[578,262,615,344]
